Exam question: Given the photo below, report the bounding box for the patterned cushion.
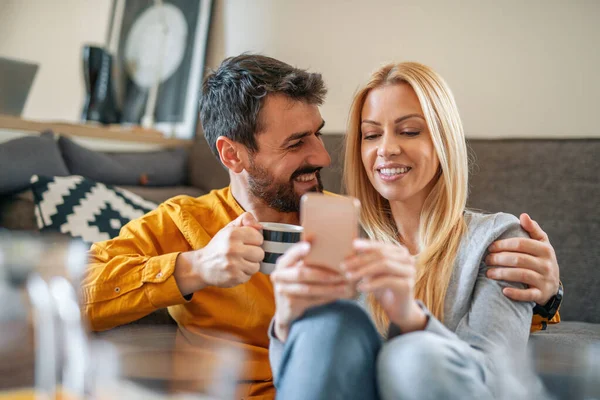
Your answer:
[30,175,157,246]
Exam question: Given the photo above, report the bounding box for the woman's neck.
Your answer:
[389,197,424,255]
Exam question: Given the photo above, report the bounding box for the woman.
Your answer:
[342,61,539,399]
[269,62,546,400]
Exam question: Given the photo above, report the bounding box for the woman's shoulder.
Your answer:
[464,210,529,243]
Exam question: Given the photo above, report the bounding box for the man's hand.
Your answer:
[271,242,353,342]
[486,213,560,305]
[175,212,264,295]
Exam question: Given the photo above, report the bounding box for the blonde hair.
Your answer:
[343,62,468,334]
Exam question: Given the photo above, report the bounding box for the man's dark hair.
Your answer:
[199,54,327,157]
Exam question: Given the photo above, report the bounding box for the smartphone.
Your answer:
[300,193,361,271]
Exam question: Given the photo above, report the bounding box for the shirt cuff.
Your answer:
[142,252,192,308]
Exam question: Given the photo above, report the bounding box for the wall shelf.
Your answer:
[0,115,193,149]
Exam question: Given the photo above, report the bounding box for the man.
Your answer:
[82,54,561,399]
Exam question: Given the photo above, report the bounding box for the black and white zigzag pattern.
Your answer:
[30,175,157,246]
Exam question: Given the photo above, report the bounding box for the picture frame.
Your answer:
[107,0,213,139]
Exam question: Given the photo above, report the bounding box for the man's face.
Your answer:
[246,94,331,213]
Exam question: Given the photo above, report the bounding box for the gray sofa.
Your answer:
[1,132,599,393]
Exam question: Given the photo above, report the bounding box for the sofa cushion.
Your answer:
[530,321,600,347]
[0,131,69,195]
[30,175,157,246]
[58,135,189,187]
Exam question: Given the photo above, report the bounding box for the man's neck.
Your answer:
[230,175,300,225]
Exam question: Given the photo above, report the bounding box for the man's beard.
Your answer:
[247,160,324,213]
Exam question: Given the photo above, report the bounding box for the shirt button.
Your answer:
[114,287,120,293]
[156,272,163,278]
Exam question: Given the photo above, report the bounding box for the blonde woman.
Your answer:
[342,61,541,399]
[269,62,547,400]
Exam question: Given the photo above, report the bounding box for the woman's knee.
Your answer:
[378,332,450,376]
[290,300,381,352]
[377,332,487,400]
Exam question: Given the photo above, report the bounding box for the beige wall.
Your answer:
[1,0,598,138]
[208,0,600,138]
[0,0,112,122]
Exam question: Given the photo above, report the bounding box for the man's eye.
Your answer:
[315,131,323,138]
[288,141,303,149]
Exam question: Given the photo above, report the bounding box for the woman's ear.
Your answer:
[216,136,246,173]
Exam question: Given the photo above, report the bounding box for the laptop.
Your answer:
[0,56,39,116]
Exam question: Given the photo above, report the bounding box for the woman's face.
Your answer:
[360,83,440,205]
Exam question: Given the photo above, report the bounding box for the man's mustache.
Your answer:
[290,166,322,180]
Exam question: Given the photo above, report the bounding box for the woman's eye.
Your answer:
[403,131,421,137]
[363,133,380,140]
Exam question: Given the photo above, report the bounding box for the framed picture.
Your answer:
[107,0,213,139]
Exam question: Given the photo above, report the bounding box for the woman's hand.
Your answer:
[343,239,427,333]
[271,242,354,342]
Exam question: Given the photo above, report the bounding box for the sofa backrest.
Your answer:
[467,139,599,323]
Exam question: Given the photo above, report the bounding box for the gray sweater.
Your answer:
[269,211,536,394]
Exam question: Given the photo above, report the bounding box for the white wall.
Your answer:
[209,0,600,138]
[1,0,598,138]
[0,0,112,122]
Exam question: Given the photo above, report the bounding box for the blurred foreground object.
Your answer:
[0,231,245,399]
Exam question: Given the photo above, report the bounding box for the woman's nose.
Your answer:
[377,134,401,158]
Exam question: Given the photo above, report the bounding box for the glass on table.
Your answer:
[0,231,88,399]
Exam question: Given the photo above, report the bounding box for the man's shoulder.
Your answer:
[163,187,231,210]
[160,186,241,226]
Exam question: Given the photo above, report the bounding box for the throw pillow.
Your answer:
[0,131,69,195]
[30,175,157,246]
[58,135,189,186]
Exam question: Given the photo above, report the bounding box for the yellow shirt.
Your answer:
[82,187,275,398]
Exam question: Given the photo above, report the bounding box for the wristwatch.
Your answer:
[533,281,563,319]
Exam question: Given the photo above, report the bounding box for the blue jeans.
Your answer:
[274,301,497,400]
[274,300,382,400]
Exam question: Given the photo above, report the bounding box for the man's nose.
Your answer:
[307,136,332,167]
